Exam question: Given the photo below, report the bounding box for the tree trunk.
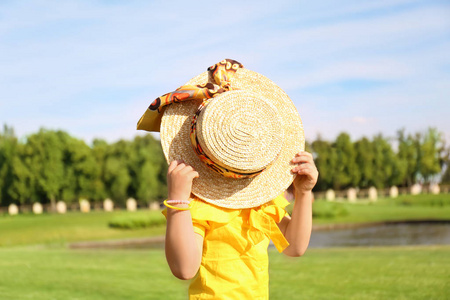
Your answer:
[50,195,56,213]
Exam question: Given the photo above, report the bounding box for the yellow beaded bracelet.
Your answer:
[163,200,193,211]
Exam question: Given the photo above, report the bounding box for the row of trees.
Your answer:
[310,128,448,190]
[0,126,167,207]
[0,125,448,206]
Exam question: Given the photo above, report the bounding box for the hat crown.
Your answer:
[197,90,284,174]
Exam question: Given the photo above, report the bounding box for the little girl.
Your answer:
[138,59,318,299]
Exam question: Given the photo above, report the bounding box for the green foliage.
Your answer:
[397,129,420,186]
[311,137,337,191]
[333,133,360,189]
[0,125,167,206]
[108,212,166,229]
[371,134,399,188]
[354,137,374,188]
[419,128,442,181]
[311,128,447,191]
[128,135,167,203]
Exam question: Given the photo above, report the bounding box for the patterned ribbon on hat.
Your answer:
[148,59,243,112]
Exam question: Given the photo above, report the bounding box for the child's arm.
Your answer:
[277,151,318,257]
[165,160,204,280]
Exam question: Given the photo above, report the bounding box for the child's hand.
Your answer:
[167,160,199,201]
[291,151,319,194]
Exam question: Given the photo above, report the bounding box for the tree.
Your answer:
[311,136,337,191]
[441,145,450,184]
[128,134,167,203]
[22,129,65,210]
[332,133,360,189]
[419,128,443,183]
[103,140,132,204]
[354,137,374,189]
[0,125,33,205]
[372,134,399,188]
[59,132,102,203]
[397,129,419,186]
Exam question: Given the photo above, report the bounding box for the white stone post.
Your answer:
[79,199,90,213]
[103,198,114,212]
[430,184,440,195]
[347,188,357,202]
[32,202,43,214]
[368,187,378,202]
[126,198,137,211]
[325,189,335,201]
[410,184,422,195]
[8,204,19,215]
[389,186,399,198]
[56,201,67,214]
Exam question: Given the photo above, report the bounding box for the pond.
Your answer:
[308,221,450,248]
[70,221,450,249]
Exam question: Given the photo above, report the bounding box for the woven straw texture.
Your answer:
[161,68,304,208]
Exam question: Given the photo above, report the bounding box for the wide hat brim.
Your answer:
[161,68,304,209]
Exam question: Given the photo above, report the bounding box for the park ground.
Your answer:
[0,194,449,299]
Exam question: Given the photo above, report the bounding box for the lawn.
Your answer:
[291,193,450,224]
[1,194,449,247]
[0,210,165,247]
[0,246,448,300]
[1,194,449,299]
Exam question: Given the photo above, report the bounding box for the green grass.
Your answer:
[0,246,448,300]
[269,246,450,300]
[0,210,165,247]
[311,201,450,225]
[391,193,450,207]
[0,194,448,299]
[304,193,450,225]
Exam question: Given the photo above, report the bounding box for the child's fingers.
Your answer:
[292,154,314,165]
[292,164,316,175]
[292,161,314,172]
[168,160,180,174]
[188,171,200,180]
[179,169,199,182]
[292,165,306,173]
[292,152,313,163]
[172,161,188,173]
[179,164,196,175]
[296,165,319,181]
[295,151,313,158]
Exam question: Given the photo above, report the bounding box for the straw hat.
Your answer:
[140,60,304,209]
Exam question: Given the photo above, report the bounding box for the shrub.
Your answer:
[393,194,450,207]
[108,213,166,229]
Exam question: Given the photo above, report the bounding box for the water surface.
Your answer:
[309,222,450,248]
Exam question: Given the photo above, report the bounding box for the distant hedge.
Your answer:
[108,213,166,230]
[394,194,450,207]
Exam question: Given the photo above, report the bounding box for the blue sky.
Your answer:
[1,0,449,144]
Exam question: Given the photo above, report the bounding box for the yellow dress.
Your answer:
[164,195,290,300]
